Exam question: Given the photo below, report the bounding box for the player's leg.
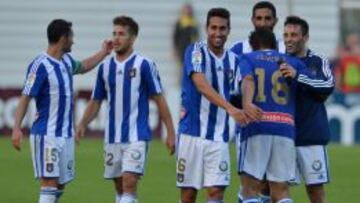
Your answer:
[114,177,123,202]
[177,135,204,203]
[306,184,326,203]
[104,143,123,203]
[56,136,75,203]
[120,141,148,203]
[181,188,198,203]
[239,135,272,202]
[267,136,295,202]
[30,135,65,203]
[297,145,329,203]
[203,140,230,203]
[259,181,271,203]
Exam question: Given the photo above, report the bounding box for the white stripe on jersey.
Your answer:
[102,58,113,143]
[199,49,212,139]
[43,59,59,136]
[128,56,143,142]
[114,57,125,143]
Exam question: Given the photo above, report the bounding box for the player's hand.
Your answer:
[75,124,86,145]
[279,63,297,78]
[101,39,113,55]
[12,127,23,151]
[228,106,249,126]
[165,132,176,155]
[243,103,263,122]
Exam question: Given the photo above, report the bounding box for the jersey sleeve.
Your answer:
[238,55,254,78]
[141,60,163,95]
[64,53,83,75]
[295,57,335,95]
[22,63,47,97]
[91,64,107,100]
[232,57,243,95]
[183,43,205,77]
[230,41,243,56]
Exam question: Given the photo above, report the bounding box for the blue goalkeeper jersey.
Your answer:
[294,49,334,146]
[240,50,309,140]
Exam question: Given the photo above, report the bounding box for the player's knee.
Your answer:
[269,182,290,202]
[207,186,225,200]
[181,188,197,203]
[122,173,139,192]
[306,185,325,203]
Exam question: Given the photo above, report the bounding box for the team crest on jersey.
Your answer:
[192,50,202,65]
[312,160,322,171]
[129,68,137,78]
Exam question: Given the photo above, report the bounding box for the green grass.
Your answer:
[1,137,360,202]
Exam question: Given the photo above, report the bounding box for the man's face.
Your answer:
[112,25,134,55]
[283,24,308,56]
[252,8,277,31]
[206,16,230,50]
[62,30,74,53]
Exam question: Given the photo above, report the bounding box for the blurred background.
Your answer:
[1,0,360,145]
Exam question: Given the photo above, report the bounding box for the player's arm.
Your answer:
[73,40,113,74]
[241,74,262,121]
[280,59,334,99]
[76,100,102,144]
[191,72,248,125]
[12,95,31,151]
[151,94,176,155]
[296,58,335,101]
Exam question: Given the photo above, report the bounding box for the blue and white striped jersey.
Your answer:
[91,52,162,144]
[230,38,285,55]
[22,52,78,137]
[178,41,240,142]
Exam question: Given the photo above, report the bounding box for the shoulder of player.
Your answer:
[27,53,51,75]
[307,49,329,62]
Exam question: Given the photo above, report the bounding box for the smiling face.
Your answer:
[283,24,308,56]
[206,16,230,52]
[252,8,277,31]
[112,24,135,55]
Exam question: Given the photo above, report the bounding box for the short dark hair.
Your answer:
[47,19,72,44]
[252,1,277,18]
[249,28,277,50]
[113,16,139,36]
[206,7,231,28]
[284,16,309,36]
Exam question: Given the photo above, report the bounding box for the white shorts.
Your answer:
[293,145,330,185]
[103,141,148,179]
[176,134,230,190]
[238,135,295,182]
[30,135,75,184]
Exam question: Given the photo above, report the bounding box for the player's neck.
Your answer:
[47,45,64,61]
[296,48,307,58]
[208,46,224,58]
[116,48,134,62]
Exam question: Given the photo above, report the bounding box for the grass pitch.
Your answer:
[1,137,359,202]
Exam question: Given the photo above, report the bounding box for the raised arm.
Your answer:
[74,40,113,74]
